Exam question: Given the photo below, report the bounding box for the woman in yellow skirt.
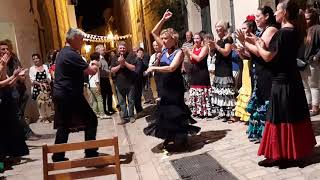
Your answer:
[234,17,257,123]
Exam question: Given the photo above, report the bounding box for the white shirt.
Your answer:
[29,64,51,93]
[149,53,159,67]
[207,54,216,72]
[89,61,100,88]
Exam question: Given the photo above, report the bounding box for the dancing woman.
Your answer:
[253,0,316,166]
[143,10,200,150]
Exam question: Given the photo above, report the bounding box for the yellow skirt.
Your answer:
[235,60,252,121]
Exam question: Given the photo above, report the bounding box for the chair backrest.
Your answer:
[42,137,121,180]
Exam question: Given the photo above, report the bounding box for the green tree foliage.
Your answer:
[156,0,188,43]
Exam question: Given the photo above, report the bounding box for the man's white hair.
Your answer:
[66,28,85,42]
[95,44,105,51]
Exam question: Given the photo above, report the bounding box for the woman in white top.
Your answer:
[29,54,51,100]
[29,53,51,122]
[204,34,216,86]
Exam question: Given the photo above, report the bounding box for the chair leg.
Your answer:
[114,137,121,180]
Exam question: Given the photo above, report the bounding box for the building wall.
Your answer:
[209,0,232,35]
[186,1,203,33]
[233,0,260,29]
[115,0,134,49]
[142,0,161,53]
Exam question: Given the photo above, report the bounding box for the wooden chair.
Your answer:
[42,137,121,180]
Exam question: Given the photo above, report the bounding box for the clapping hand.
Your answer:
[246,32,259,45]
[13,67,22,77]
[207,40,216,50]
[182,48,190,56]
[235,29,246,45]
[118,55,125,67]
[0,52,11,65]
[162,9,173,21]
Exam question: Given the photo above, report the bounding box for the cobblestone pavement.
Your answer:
[2,112,320,180]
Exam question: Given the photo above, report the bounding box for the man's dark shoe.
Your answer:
[27,133,41,141]
[106,111,113,116]
[84,152,99,159]
[109,109,117,113]
[222,118,228,122]
[52,157,69,162]
[130,117,136,123]
[117,118,128,125]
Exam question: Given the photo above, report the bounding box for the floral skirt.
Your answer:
[211,76,236,118]
[246,91,269,142]
[189,85,213,117]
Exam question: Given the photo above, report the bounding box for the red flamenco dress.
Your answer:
[188,47,213,118]
[258,27,316,161]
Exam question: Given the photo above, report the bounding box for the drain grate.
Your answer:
[171,153,238,180]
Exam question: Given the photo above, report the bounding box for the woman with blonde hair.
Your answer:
[144,10,200,151]
[209,20,236,122]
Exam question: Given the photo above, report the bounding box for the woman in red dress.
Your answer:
[184,32,212,118]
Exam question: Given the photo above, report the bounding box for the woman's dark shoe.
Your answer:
[222,118,228,122]
[279,160,307,169]
[52,157,69,162]
[258,159,279,167]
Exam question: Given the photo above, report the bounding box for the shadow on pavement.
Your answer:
[302,145,320,167]
[27,144,42,150]
[136,105,157,120]
[151,129,230,154]
[14,157,38,166]
[0,176,7,180]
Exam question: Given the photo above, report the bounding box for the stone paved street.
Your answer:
[2,112,320,180]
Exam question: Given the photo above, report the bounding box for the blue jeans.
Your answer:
[117,86,135,119]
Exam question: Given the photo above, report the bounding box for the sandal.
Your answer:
[227,118,237,124]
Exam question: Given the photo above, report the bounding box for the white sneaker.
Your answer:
[100,114,109,119]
